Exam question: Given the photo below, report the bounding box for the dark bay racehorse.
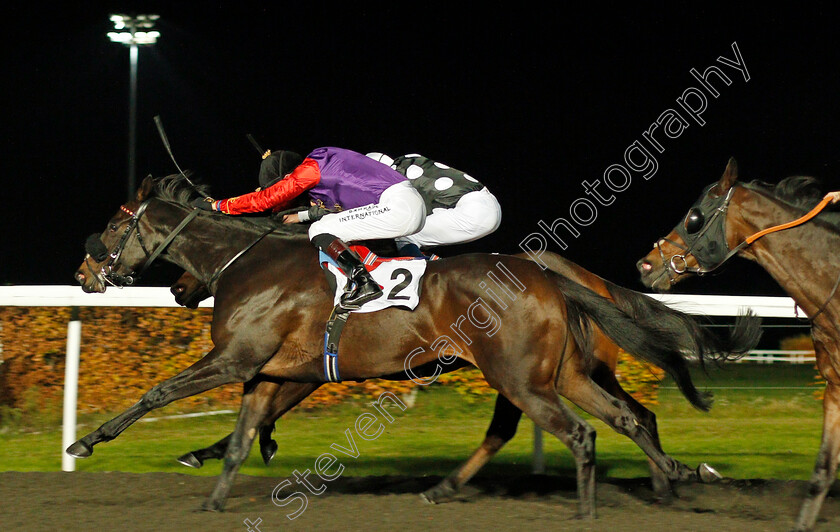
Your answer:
[166,250,730,503]
[72,173,760,516]
[636,158,840,531]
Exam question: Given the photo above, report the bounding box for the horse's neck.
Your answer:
[736,191,840,319]
[151,204,307,286]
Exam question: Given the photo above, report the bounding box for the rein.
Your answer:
[102,198,282,291]
[716,193,833,273]
[744,195,832,245]
[662,190,833,276]
[740,194,838,321]
[99,200,199,287]
[659,190,838,320]
[207,224,279,289]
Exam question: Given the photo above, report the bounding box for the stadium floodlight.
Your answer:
[108,14,160,45]
[108,14,159,201]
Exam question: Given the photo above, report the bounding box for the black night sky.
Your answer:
[3,5,839,298]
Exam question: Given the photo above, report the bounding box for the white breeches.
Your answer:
[309,181,426,242]
[397,188,501,248]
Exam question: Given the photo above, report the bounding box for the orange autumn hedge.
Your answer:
[0,306,421,415]
[0,307,663,417]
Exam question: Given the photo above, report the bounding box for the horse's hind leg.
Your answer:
[560,370,704,484]
[590,362,675,500]
[500,387,598,519]
[176,381,321,468]
[422,393,523,503]
[203,379,278,511]
[794,378,840,531]
[177,434,233,469]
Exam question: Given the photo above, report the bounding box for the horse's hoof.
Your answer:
[652,491,675,505]
[200,500,224,512]
[176,452,204,469]
[420,479,457,504]
[698,463,722,483]
[66,441,93,458]
[261,439,278,466]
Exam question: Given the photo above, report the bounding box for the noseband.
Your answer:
[654,187,737,282]
[654,187,838,320]
[89,200,199,287]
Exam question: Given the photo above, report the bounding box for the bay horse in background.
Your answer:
[636,157,840,531]
[71,173,760,517]
[166,248,731,504]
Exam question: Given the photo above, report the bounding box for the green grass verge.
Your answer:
[0,363,826,482]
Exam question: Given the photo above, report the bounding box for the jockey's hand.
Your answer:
[282,213,300,224]
[304,205,333,222]
[191,197,216,211]
[825,191,840,204]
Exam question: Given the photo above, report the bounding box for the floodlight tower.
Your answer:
[108,14,160,201]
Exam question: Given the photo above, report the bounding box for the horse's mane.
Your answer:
[151,173,309,235]
[744,175,840,230]
[745,175,823,209]
[154,172,212,205]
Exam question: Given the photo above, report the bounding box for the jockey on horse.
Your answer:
[194,146,504,309]
[365,152,502,257]
[255,148,503,257]
[192,146,426,310]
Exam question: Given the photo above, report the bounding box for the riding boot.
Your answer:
[397,241,439,261]
[314,234,383,309]
[396,242,426,258]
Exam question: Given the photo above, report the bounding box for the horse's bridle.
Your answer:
[88,198,282,291]
[654,186,738,282]
[88,199,199,287]
[654,185,839,320]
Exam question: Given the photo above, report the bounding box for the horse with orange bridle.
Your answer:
[637,158,840,531]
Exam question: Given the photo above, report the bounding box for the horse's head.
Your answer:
[76,176,159,293]
[637,157,743,291]
[171,270,211,308]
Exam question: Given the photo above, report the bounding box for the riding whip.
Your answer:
[153,115,212,200]
[246,133,272,159]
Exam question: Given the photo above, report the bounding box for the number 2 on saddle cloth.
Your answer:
[319,245,437,382]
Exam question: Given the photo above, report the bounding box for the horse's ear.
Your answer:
[719,157,738,191]
[136,175,155,201]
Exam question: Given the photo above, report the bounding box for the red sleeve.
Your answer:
[217,158,321,214]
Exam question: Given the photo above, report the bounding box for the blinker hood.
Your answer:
[672,184,731,270]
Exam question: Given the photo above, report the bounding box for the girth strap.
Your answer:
[323,306,350,382]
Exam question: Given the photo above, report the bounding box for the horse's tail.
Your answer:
[549,271,761,411]
[603,280,762,364]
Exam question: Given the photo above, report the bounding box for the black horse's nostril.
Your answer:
[637,259,653,272]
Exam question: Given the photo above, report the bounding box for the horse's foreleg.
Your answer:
[794,380,840,531]
[203,380,278,512]
[421,393,523,504]
[590,363,675,500]
[67,346,260,458]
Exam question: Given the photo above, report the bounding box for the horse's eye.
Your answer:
[109,224,118,232]
[684,208,705,234]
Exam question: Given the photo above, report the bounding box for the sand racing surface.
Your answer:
[1,471,839,531]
